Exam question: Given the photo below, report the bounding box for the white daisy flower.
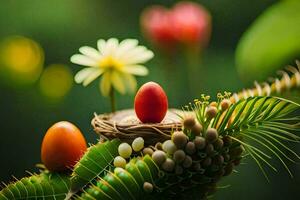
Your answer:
[70,38,154,96]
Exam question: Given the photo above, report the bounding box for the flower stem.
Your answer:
[109,88,116,113]
[185,45,202,96]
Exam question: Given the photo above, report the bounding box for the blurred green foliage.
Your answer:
[0,0,299,200]
[236,0,300,83]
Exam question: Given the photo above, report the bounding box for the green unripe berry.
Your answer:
[191,123,203,136]
[185,142,196,155]
[206,106,218,119]
[155,142,163,150]
[162,158,175,172]
[132,137,144,152]
[114,167,125,174]
[214,138,224,150]
[152,150,166,166]
[205,144,214,155]
[221,99,231,111]
[213,155,224,166]
[172,131,188,149]
[183,115,196,129]
[162,140,177,154]
[202,157,212,167]
[113,156,126,168]
[230,145,245,157]
[118,143,132,158]
[143,147,154,156]
[173,150,186,163]
[183,155,193,168]
[143,182,153,193]
[205,128,218,143]
[194,136,206,150]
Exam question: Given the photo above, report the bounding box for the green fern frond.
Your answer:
[70,139,121,192]
[231,60,300,103]
[214,96,300,178]
[0,171,70,200]
[79,155,159,200]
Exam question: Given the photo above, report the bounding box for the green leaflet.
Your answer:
[0,172,70,200]
[235,0,300,83]
[70,139,121,191]
[79,155,160,200]
[214,96,300,179]
[214,96,299,133]
[79,154,219,200]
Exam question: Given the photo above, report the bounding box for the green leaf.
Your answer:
[79,155,159,200]
[236,0,300,83]
[0,172,70,200]
[215,96,300,178]
[70,139,121,192]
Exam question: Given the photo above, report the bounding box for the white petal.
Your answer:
[122,65,149,76]
[82,69,103,86]
[107,38,119,46]
[115,39,139,58]
[97,39,106,53]
[119,39,138,49]
[121,46,146,59]
[111,71,126,94]
[122,74,137,93]
[126,51,154,64]
[100,72,111,96]
[74,68,98,84]
[120,46,154,64]
[103,38,119,56]
[79,46,102,60]
[70,54,98,67]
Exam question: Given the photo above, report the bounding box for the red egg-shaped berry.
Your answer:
[41,121,87,172]
[134,82,168,123]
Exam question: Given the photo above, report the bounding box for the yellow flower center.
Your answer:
[99,56,123,71]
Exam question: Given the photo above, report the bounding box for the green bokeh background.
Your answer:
[0,0,299,199]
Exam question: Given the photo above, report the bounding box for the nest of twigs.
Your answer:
[92,109,183,145]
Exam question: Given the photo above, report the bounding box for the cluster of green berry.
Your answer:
[111,120,244,198]
[114,137,145,168]
[113,137,157,193]
[183,115,244,175]
[108,95,245,198]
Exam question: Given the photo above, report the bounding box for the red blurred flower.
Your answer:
[171,2,211,46]
[140,6,176,50]
[140,2,211,50]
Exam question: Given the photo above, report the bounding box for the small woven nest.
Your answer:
[92,109,183,145]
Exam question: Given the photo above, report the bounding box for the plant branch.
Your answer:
[109,88,116,113]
